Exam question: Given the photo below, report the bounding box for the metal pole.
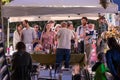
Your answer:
[7,18,10,48]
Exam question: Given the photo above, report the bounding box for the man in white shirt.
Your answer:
[76,17,88,53]
[55,21,74,69]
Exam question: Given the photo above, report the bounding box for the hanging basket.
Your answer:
[100,0,109,9]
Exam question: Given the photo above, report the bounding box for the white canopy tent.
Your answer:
[2,0,118,17]
[1,0,118,48]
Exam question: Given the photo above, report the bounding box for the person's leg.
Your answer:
[77,42,81,53]
[56,48,64,71]
[64,49,70,68]
[85,43,91,59]
[85,43,91,66]
[80,41,84,53]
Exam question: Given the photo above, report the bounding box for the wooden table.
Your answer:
[31,53,85,66]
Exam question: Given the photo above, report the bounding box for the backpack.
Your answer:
[78,26,82,35]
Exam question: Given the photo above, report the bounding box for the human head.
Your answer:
[81,17,88,26]
[67,21,74,30]
[55,24,61,32]
[43,23,51,32]
[22,20,29,27]
[97,52,105,62]
[16,42,26,51]
[61,21,67,28]
[16,23,22,31]
[88,23,95,30]
[47,20,55,28]
[99,16,106,23]
[107,37,119,50]
[33,24,39,32]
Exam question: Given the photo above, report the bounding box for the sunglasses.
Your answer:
[34,27,38,28]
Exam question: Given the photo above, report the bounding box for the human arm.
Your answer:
[99,64,109,73]
[39,32,44,45]
[55,29,61,40]
[11,53,16,71]
[76,26,81,39]
[32,29,37,43]
[28,54,32,72]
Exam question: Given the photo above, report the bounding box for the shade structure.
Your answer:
[1,0,118,50]
[8,13,100,22]
[2,0,118,18]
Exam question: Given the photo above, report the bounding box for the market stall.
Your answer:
[1,0,118,80]
[1,0,118,48]
[2,0,118,17]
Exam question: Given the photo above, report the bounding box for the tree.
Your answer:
[2,0,13,5]
[0,0,13,20]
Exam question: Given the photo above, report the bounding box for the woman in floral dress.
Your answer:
[40,23,55,54]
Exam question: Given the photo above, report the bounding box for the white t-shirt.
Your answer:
[76,25,88,41]
[57,28,74,49]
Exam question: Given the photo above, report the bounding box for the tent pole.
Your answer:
[1,3,5,49]
[7,19,10,48]
[1,17,4,46]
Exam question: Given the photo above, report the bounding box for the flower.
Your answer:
[101,26,120,39]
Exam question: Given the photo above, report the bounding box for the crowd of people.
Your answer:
[11,16,120,80]
[13,17,97,55]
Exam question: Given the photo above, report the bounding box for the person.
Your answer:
[13,23,23,50]
[76,17,88,53]
[98,16,108,36]
[84,23,95,59]
[54,24,61,34]
[54,24,62,53]
[67,21,77,53]
[92,52,109,80]
[40,22,55,54]
[47,20,55,31]
[33,24,41,49]
[22,20,37,52]
[72,64,81,80]
[55,21,74,69]
[96,36,103,53]
[11,42,32,80]
[106,37,120,80]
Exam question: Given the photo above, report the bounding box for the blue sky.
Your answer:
[113,0,120,11]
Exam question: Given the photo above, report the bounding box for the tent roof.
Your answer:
[8,13,100,22]
[2,0,118,17]
[4,0,104,7]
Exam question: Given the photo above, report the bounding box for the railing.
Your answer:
[0,47,10,80]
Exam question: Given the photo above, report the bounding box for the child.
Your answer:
[92,52,109,80]
[72,64,81,80]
